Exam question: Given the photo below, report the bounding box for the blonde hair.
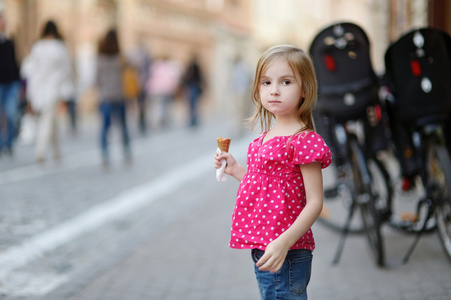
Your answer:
[248,45,318,135]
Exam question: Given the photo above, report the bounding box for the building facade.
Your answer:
[0,0,449,114]
[1,0,255,114]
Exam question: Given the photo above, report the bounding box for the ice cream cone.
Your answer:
[217,137,231,153]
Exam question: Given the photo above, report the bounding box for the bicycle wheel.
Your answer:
[319,161,364,233]
[349,137,385,266]
[367,158,393,222]
[428,143,451,262]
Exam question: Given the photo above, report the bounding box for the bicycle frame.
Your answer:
[415,122,448,187]
[330,120,386,266]
[403,116,451,263]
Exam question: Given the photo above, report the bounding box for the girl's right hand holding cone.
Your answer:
[214,152,235,175]
[214,152,246,181]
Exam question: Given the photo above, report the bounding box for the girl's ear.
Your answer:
[298,97,305,109]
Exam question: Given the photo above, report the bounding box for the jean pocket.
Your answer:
[288,251,312,296]
[251,248,263,263]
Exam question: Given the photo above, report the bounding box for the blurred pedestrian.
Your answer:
[64,96,77,135]
[122,61,140,103]
[0,13,21,156]
[62,60,78,136]
[232,55,251,135]
[96,28,131,167]
[214,45,332,299]
[182,54,205,127]
[146,55,181,128]
[21,20,73,163]
[127,44,151,135]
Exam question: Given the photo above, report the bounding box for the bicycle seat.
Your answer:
[384,28,451,122]
[309,22,378,121]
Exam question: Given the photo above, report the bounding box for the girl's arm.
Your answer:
[214,152,246,182]
[256,162,323,273]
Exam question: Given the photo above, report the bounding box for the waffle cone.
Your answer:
[217,137,231,153]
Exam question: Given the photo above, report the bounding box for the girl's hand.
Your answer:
[214,152,247,181]
[214,152,237,176]
[255,239,290,273]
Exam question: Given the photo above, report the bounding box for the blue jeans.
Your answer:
[0,81,21,151]
[251,248,312,300]
[99,101,130,160]
[186,83,201,127]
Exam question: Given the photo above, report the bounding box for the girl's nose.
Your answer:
[270,87,280,96]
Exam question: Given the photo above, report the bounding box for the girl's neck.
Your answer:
[268,118,305,136]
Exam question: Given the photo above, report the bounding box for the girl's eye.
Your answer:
[282,80,291,85]
[262,80,271,86]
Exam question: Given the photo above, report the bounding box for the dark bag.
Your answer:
[384,28,451,122]
[311,22,389,155]
[309,22,379,121]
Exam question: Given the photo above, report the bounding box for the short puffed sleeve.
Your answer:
[289,132,332,169]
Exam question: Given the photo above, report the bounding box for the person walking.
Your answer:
[214,45,332,299]
[96,28,131,167]
[182,55,205,127]
[232,55,251,135]
[62,62,78,136]
[146,55,181,128]
[0,13,21,156]
[21,20,73,163]
[127,44,151,134]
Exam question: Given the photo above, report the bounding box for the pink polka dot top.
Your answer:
[230,131,332,251]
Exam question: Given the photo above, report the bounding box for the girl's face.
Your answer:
[259,58,304,119]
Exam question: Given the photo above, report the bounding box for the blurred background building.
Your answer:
[0,0,449,117]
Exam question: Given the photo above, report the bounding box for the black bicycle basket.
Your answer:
[309,22,378,120]
[384,27,451,122]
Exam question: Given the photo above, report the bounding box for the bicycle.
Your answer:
[310,22,393,266]
[383,27,451,263]
[318,116,392,237]
[322,117,392,267]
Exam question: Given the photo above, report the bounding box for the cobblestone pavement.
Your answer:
[0,114,450,300]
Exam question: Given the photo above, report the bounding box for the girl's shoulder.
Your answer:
[292,130,323,141]
[289,131,332,168]
[251,132,266,144]
[289,130,330,154]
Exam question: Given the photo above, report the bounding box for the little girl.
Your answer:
[214,45,332,299]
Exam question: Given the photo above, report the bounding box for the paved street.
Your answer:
[0,112,450,300]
